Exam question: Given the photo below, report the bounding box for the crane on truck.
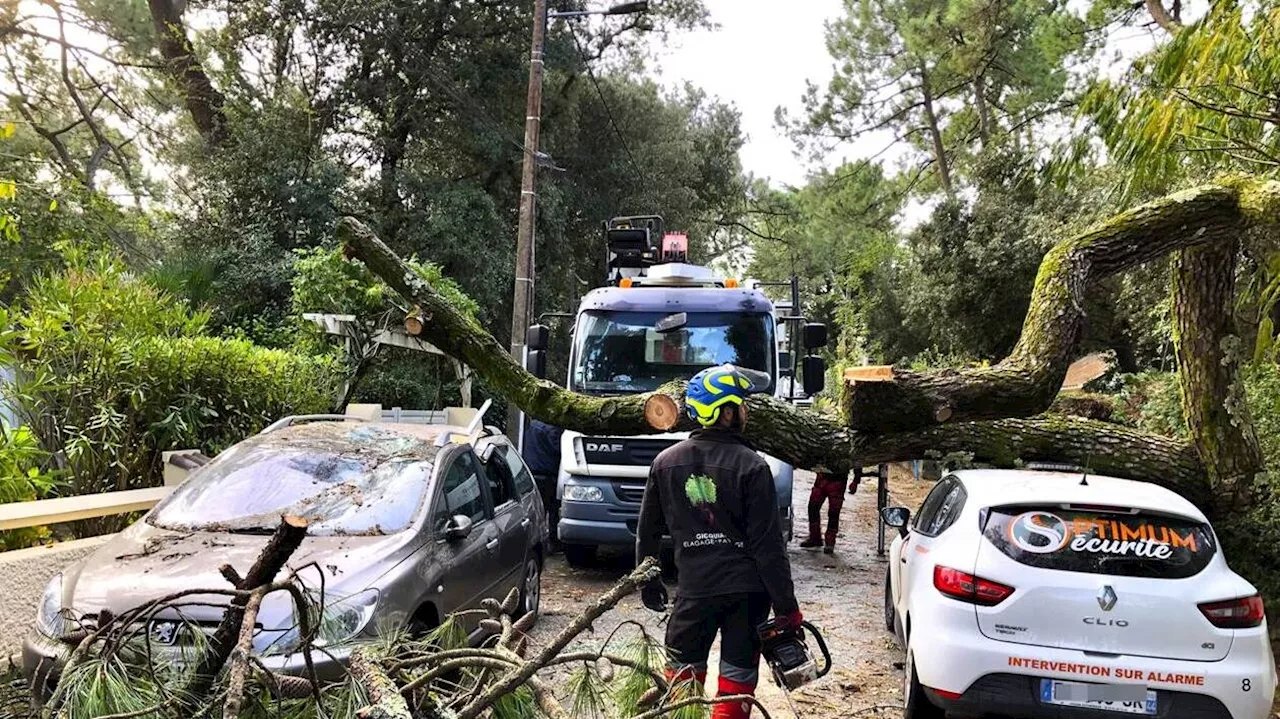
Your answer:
[522,216,829,566]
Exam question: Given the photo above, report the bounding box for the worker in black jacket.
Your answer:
[636,364,802,719]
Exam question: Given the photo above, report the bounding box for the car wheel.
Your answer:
[884,565,896,634]
[563,544,596,567]
[903,646,946,719]
[519,557,541,618]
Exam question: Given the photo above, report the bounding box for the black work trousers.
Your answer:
[664,591,772,687]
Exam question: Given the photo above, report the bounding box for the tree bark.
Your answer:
[1144,0,1183,34]
[919,64,954,199]
[860,416,1210,507]
[338,179,1280,506]
[973,73,992,146]
[350,647,414,719]
[147,0,230,146]
[1173,241,1265,514]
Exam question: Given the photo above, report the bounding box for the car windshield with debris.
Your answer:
[149,423,440,536]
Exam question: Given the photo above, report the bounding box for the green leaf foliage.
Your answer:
[785,0,1089,194]
[1,256,341,534]
[1077,0,1280,196]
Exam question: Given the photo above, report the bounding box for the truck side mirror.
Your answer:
[778,351,793,373]
[803,322,828,349]
[526,324,550,352]
[527,349,547,379]
[802,355,826,396]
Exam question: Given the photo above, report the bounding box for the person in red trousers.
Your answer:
[800,470,857,554]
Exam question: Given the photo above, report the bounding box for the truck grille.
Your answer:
[582,438,678,467]
[613,482,647,504]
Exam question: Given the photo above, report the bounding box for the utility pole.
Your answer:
[507,0,548,446]
[505,0,650,446]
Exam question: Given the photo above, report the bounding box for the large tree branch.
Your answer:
[841,179,1280,433]
[147,0,229,146]
[339,216,1212,498]
[860,416,1209,507]
[1145,0,1183,33]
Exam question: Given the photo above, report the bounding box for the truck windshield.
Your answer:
[572,310,774,394]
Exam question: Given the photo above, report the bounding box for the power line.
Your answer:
[569,29,648,186]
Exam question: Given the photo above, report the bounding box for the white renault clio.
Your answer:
[882,468,1276,719]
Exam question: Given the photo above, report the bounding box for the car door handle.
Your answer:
[486,539,499,551]
[520,518,531,528]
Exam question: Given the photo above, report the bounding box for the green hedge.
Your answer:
[2,258,342,537]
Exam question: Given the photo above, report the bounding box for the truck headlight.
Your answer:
[563,485,604,503]
[36,574,66,638]
[260,588,379,656]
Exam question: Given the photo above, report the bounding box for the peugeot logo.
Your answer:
[1097,585,1118,612]
[149,620,180,646]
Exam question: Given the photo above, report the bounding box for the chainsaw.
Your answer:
[757,617,832,715]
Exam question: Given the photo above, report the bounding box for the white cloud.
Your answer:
[651,0,845,188]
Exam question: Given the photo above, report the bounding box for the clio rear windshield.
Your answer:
[983,507,1216,579]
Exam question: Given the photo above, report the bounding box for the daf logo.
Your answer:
[586,443,625,453]
[1097,585,1118,612]
[149,620,181,646]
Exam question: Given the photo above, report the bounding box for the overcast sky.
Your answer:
[653,0,847,189]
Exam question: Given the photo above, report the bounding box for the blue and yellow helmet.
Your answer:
[685,364,766,426]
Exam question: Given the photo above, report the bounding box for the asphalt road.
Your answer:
[531,469,907,719]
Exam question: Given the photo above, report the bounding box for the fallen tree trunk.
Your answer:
[339,216,1213,495]
[858,416,1210,507]
[337,178,1280,509]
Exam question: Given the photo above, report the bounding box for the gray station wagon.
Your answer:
[23,416,549,688]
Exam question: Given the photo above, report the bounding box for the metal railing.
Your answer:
[0,486,171,531]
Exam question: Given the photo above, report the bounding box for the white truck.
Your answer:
[523,215,827,566]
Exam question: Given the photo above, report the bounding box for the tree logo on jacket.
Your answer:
[685,474,718,526]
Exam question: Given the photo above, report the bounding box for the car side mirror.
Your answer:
[802,355,826,396]
[526,324,550,352]
[803,322,828,349]
[445,514,474,541]
[881,506,911,537]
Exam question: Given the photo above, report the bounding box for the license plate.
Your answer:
[1040,679,1157,715]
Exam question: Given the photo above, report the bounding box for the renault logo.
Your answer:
[1097,585,1118,612]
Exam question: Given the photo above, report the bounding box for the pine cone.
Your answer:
[272,674,314,699]
[58,630,88,645]
[500,587,520,615]
[512,611,537,633]
[479,618,503,635]
[638,687,661,707]
[481,597,502,617]
[597,658,615,683]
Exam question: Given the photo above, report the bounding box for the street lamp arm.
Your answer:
[548,1,649,19]
[606,1,650,14]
